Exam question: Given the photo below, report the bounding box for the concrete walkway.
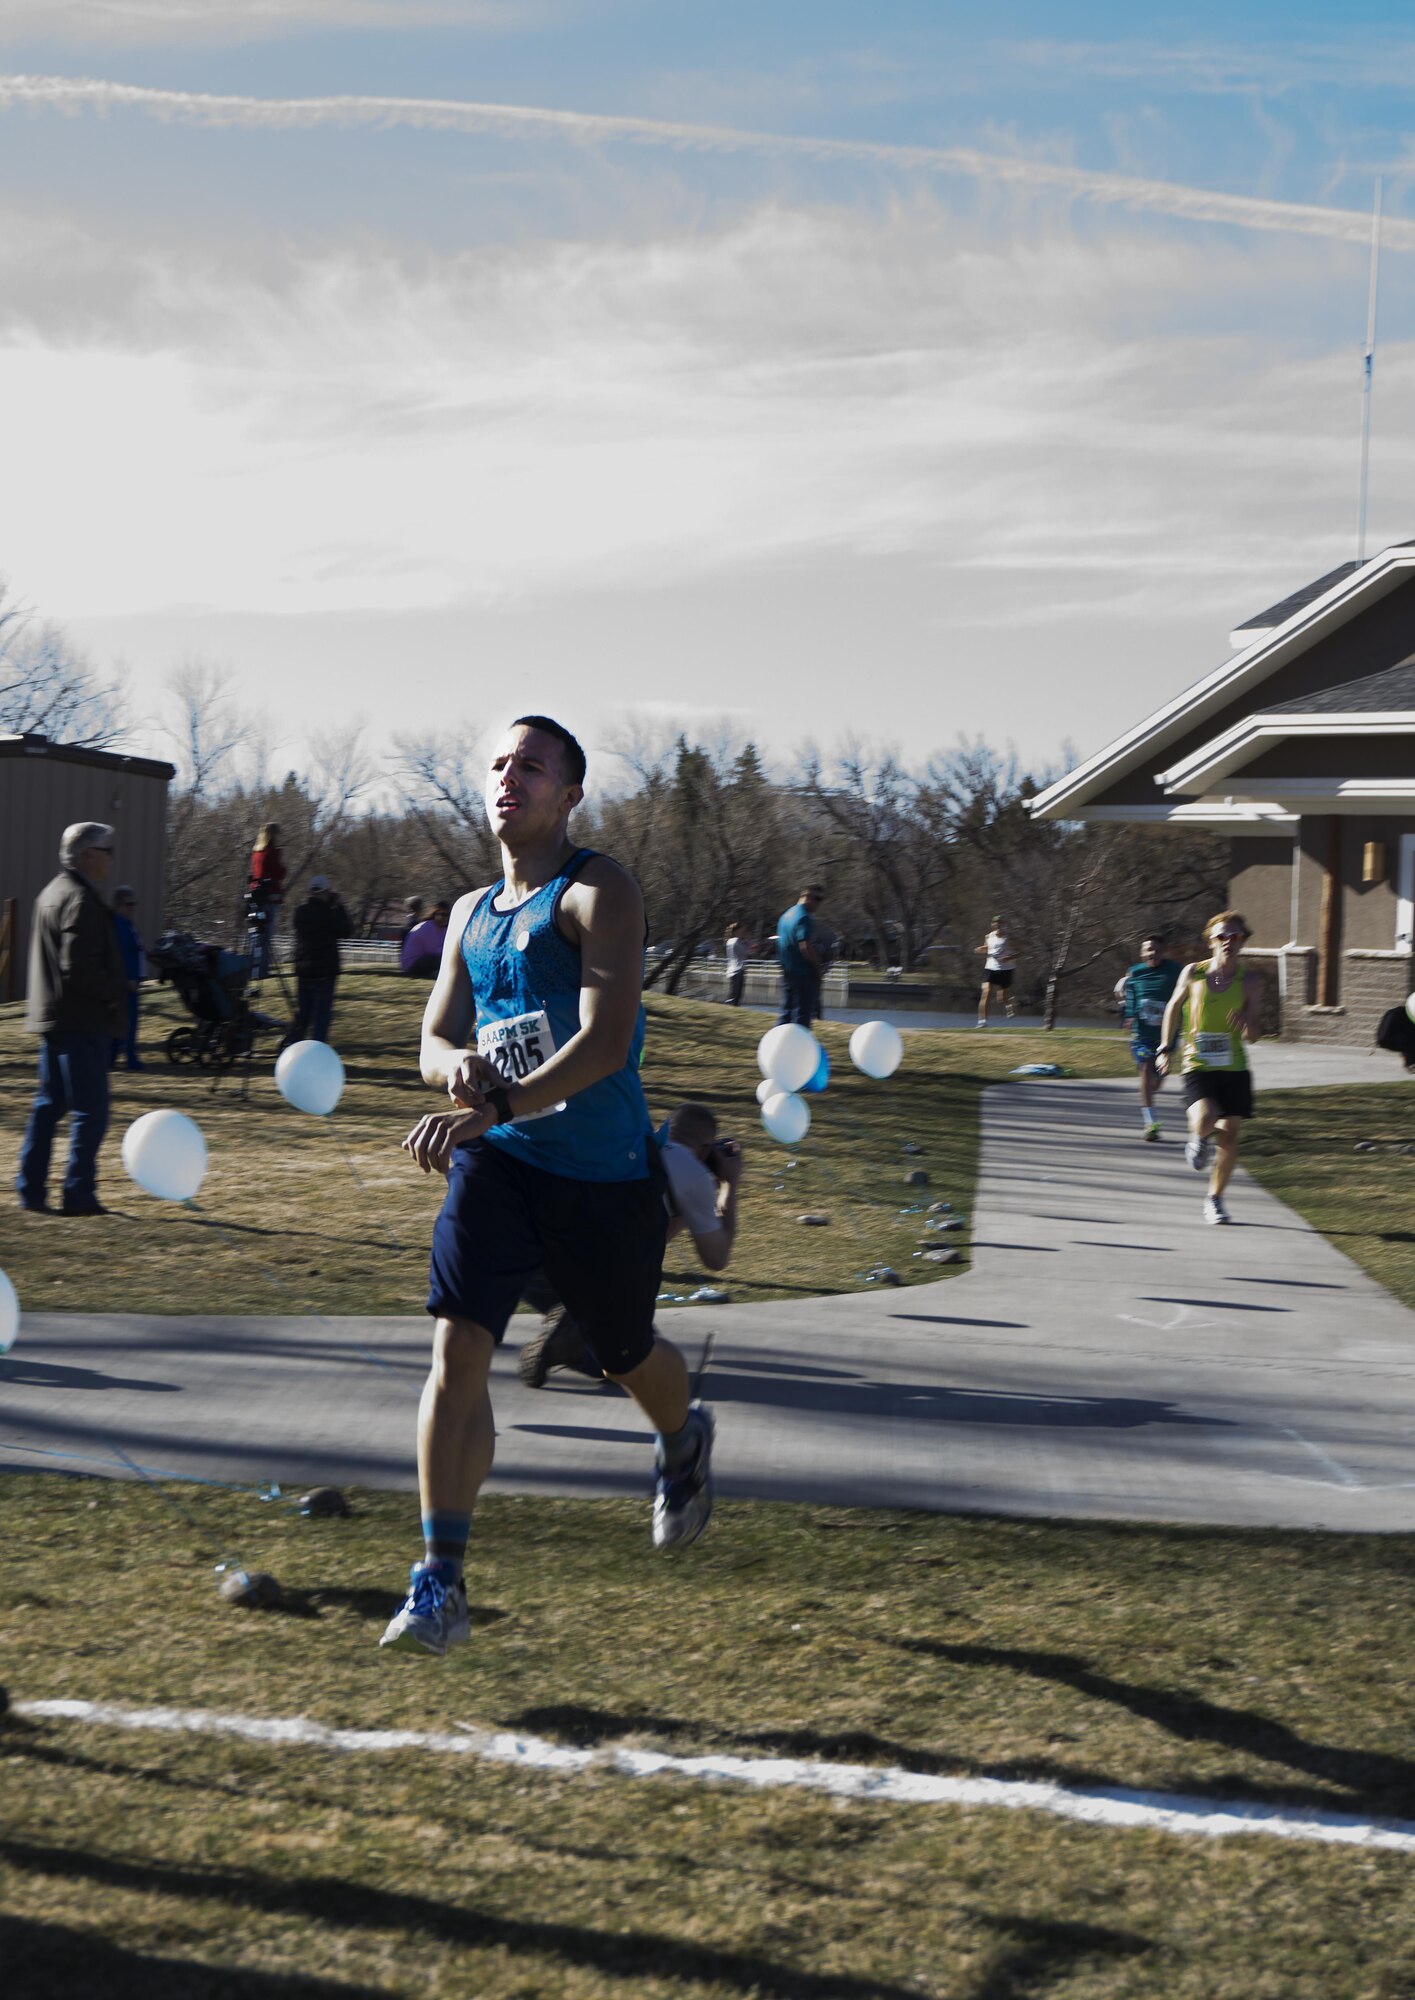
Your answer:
[3,1050,1411,1528]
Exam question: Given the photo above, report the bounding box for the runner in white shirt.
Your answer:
[974,915,1018,1025]
[519,1101,743,1385]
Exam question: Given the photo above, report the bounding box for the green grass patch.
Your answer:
[4,1478,1415,1996]
[0,980,1129,1315]
[1243,1085,1415,1310]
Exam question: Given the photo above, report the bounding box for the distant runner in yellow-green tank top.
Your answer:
[1156,911,1264,1227]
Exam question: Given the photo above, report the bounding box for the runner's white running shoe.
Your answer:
[1202,1195,1230,1225]
[1185,1134,1213,1173]
[379,1563,470,1656]
[652,1403,716,1550]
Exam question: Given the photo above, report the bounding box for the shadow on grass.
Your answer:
[967,1914,1152,1999]
[0,1839,927,2000]
[900,1638,1415,1818]
[0,1915,391,1999]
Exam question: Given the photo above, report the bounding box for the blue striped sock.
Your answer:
[421,1512,470,1584]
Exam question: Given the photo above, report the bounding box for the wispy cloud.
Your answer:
[0,2,538,45]
[1008,37,1415,97]
[2,71,1413,250]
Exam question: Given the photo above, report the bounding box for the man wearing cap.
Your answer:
[16,822,127,1215]
[283,875,352,1048]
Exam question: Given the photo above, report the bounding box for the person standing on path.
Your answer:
[776,886,825,1027]
[110,886,146,1071]
[385,715,715,1658]
[15,822,126,1216]
[1118,934,1181,1141]
[284,876,352,1046]
[1156,911,1264,1225]
[974,916,1017,1025]
[724,922,752,1006]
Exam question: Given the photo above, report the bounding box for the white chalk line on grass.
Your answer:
[16,1698,1415,1854]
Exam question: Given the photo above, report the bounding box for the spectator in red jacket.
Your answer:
[246,823,287,978]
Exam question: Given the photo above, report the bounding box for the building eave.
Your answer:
[1158,712,1415,794]
[1029,546,1415,821]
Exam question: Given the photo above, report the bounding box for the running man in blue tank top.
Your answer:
[381,716,715,1657]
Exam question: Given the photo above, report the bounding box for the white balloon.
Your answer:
[761,1091,811,1145]
[275,1040,346,1117]
[0,1268,17,1355]
[756,1077,776,1104]
[849,1020,904,1080]
[1406,991,1415,1026]
[122,1109,208,1202]
[757,1023,822,1093]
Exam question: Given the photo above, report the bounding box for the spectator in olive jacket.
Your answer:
[16,822,127,1215]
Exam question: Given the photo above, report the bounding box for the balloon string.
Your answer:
[103,1439,246,1574]
[182,1199,402,1374]
[335,1134,405,1252]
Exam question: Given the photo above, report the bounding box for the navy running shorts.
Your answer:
[1181,1069,1254,1121]
[1129,1031,1161,1067]
[427,1139,666,1374]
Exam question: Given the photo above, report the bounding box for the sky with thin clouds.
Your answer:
[4,0,1415,786]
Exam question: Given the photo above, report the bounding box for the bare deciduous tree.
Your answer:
[0,577,128,748]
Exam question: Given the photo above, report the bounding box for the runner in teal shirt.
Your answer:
[1118,933,1181,1141]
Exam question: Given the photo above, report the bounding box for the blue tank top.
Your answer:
[460,847,650,1183]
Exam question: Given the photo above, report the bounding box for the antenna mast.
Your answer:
[1357,174,1383,562]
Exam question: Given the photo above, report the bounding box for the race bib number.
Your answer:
[1138,997,1166,1025]
[477,1009,566,1120]
[1194,1032,1233,1067]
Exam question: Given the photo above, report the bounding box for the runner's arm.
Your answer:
[1238,968,1265,1042]
[419,890,482,1092]
[1154,966,1193,1075]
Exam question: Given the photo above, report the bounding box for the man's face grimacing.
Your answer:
[486,725,582,843]
[1140,938,1162,965]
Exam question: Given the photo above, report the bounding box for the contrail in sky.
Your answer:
[2,69,1409,251]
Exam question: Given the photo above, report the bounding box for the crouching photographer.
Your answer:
[519,1100,743,1386]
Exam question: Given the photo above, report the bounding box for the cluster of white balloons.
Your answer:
[755,1016,904,1144]
[120,1041,346,1203]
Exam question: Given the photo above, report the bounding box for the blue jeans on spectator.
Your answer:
[778,969,821,1028]
[17,1032,111,1210]
[289,976,336,1045]
[111,992,141,1070]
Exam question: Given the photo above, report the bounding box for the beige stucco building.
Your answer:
[1031,545,1415,1043]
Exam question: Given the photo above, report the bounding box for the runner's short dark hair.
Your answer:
[512,715,586,787]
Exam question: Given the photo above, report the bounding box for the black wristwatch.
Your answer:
[485,1083,514,1126]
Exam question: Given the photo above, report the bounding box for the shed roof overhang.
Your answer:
[1029,543,1415,823]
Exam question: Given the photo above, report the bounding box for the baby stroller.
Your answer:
[150,931,285,1069]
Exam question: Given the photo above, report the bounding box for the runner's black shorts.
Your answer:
[984,967,1014,989]
[427,1138,666,1373]
[1181,1069,1254,1121]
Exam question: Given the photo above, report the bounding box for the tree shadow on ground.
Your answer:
[0,1913,390,1999]
[898,1637,1415,1818]
[0,1839,925,2000]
